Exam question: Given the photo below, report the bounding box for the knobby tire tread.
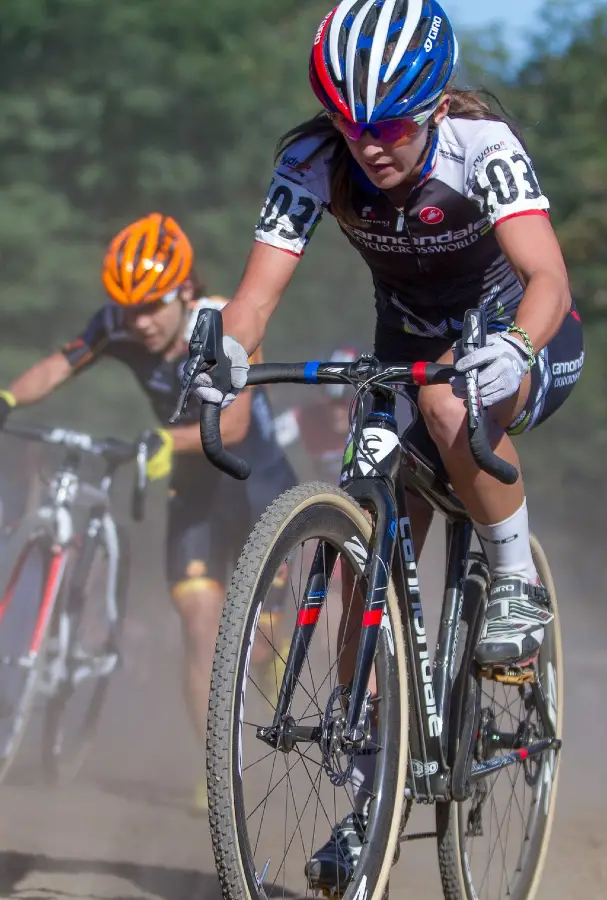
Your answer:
[207,482,408,900]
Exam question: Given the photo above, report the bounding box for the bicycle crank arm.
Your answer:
[469,737,562,782]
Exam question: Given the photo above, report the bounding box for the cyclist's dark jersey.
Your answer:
[255,116,550,339]
[61,298,287,495]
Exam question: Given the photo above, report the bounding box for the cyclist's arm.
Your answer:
[495,215,571,352]
[465,122,571,352]
[222,148,328,353]
[8,352,73,405]
[8,307,112,407]
[170,388,253,451]
[221,242,301,355]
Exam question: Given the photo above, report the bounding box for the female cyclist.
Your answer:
[185,0,583,880]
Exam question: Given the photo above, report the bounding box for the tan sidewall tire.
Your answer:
[208,483,409,900]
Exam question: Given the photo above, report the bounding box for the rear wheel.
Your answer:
[207,483,408,900]
[0,514,66,782]
[42,521,129,785]
[436,534,563,900]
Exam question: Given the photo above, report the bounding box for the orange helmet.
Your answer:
[102,213,193,306]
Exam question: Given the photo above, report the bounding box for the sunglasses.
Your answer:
[330,112,427,145]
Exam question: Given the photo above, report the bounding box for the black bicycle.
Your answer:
[0,423,147,784]
[174,308,562,900]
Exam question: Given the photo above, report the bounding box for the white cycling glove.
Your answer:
[191,336,249,408]
[454,333,531,408]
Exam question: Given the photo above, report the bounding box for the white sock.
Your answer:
[473,499,537,582]
[351,725,377,817]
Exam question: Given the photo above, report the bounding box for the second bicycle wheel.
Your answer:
[0,514,65,782]
[207,482,408,900]
[436,534,563,900]
[42,521,130,785]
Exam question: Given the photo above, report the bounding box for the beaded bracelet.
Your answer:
[506,325,535,371]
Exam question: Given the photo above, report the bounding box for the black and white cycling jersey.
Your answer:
[255,116,550,339]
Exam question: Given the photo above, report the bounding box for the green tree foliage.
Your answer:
[0,0,604,477]
[0,0,371,383]
[462,1,607,320]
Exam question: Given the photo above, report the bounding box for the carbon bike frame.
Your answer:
[266,385,474,802]
[266,387,558,802]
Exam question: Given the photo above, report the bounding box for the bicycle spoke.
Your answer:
[245,747,315,823]
[268,763,325,897]
[253,746,280,857]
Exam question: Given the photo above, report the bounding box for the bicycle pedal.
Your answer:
[481,665,536,685]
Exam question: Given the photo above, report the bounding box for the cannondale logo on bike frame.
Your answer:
[400,517,442,737]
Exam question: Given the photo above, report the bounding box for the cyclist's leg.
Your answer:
[418,307,583,665]
[167,485,231,744]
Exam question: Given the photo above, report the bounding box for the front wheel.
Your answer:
[207,483,409,900]
[436,534,563,900]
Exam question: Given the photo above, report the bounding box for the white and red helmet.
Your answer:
[310,0,458,125]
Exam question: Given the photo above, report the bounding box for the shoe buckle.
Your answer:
[480,665,537,685]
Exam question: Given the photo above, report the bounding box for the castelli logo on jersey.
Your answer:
[420,206,445,225]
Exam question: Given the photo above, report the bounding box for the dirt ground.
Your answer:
[0,510,604,900]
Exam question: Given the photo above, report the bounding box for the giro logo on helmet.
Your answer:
[420,206,445,225]
[424,15,443,53]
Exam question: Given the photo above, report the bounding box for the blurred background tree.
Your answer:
[0,0,604,515]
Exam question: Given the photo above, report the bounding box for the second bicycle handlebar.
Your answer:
[1,422,150,521]
[173,308,519,487]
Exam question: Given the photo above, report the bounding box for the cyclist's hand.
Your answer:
[454,333,530,408]
[0,391,17,429]
[143,428,174,480]
[191,336,249,408]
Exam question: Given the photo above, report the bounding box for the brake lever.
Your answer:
[461,308,518,485]
[131,437,148,522]
[461,306,487,431]
[170,308,221,424]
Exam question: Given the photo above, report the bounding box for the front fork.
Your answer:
[271,392,400,746]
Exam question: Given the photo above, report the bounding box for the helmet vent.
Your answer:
[403,58,435,100]
[407,19,426,51]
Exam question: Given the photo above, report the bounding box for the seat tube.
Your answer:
[435,518,473,765]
